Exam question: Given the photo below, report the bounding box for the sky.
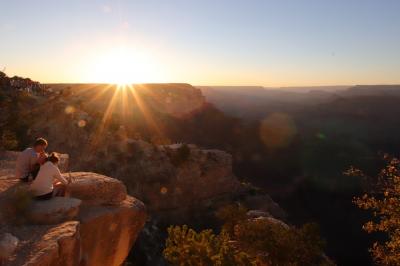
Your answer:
[0,0,399,86]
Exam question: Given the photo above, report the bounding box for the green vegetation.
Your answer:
[164,205,329,266]
[351,157,400,265]
[164,225,254,266]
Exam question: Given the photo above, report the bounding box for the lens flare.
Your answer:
[259,113,297,149]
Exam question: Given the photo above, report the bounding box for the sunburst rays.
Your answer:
[78,83,167,152]
[127,84,164,137]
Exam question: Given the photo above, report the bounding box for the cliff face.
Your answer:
[70,139,284,223]
[0,151,146,266]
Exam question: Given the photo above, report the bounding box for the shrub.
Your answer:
[164,205,329,266]
[234,219,326,265]
[352,157,400,265]
[164,225,254,266]
[215,204,248,236]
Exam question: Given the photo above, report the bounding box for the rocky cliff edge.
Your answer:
[0,151,147,266]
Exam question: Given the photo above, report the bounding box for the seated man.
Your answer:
[30,152,70,200]
[15,138,48,182]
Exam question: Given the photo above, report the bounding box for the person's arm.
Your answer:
[53,166,69,185]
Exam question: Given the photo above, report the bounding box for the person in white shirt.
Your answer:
[30,152,69,200]
[16,138,48,182]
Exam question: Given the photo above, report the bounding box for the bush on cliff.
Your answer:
[234,219,326,265]
[164,205,329,266]
[215,204,248,236]
[164,225,254,265]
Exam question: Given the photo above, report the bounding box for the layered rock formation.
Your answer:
[74,140,284,223]
[0,151,146,266]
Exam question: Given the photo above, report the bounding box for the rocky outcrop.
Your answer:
[67,139,285,223]
[28,197,82,225]
[67,172,127,205]
[0,151,146,266]
[20,222,81,266]
[78,197,145,266]
[86,141,285,222]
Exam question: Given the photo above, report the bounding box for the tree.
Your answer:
[352,157,400,265]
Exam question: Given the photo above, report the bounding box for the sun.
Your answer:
[87,47,165,85]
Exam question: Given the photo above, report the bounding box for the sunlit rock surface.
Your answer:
[78,196,146,266]
[67,172,127,205]
[0,151,146,266]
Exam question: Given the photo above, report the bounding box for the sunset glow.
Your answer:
[1,1,400,85]
[86,47,166,85]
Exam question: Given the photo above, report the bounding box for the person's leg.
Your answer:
[19,175,30,182]
[35,191,53,200]
[53,182,67,197]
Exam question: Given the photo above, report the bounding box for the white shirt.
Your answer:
[15,148,38,179]
[30,161,68,196]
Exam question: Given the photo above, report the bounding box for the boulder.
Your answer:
[1,196,146,266]
[78,196,147,266]
[254,216,290,229]
[242,194,286,219]
[27,197,81,225]
[23,221,81,266]
[67,172,127,205]
[0,233,18,260]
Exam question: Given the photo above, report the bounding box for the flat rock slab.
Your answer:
[67,172,127,205]
[28,197,81,225]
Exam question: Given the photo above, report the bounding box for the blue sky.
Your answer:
[0,0,399,85]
